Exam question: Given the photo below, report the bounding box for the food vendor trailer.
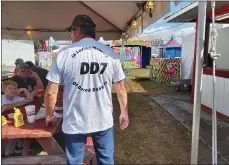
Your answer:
[111,40,152,69]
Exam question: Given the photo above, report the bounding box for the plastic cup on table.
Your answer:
[25,105,36,123]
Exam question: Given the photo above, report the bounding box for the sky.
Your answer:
[98,1,195,45]
[135,1,196,44]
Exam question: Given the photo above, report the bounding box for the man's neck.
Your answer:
[72,36,93,44]
[5,95,14,101]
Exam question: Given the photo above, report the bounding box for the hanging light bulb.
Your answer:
[145,1,154,10]
[125,33,130,40]
[26,30,31,36]
[132,19,138,29]
[122,32,126,39]
[145,1,154,18]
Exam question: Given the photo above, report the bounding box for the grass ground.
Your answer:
[113,69,191,163]
[30,69,193,163]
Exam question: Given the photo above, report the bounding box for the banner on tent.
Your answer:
[113,47,141,69]
[38,51,53,70]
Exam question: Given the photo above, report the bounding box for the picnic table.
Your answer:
[1,98,96,164]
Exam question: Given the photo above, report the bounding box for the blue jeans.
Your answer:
[65,127,114,165]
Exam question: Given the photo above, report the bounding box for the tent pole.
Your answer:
[191,1,207,164]
[121,38,125,62]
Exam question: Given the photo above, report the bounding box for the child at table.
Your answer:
[2,80,34,112]
[1,80,34,156]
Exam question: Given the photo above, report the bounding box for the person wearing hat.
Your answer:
[25,61,49,89]
[13,58,24,75]
[10,62,44,93]
[44,15,129,164]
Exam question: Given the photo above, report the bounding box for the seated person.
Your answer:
[2,80,34,156]
[2,80,34,111]
[13,58,24,75]
[25,61,49,89]
[9,63,44,97]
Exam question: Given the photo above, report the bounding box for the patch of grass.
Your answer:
[127,69,149,78]
[138,79,161,86]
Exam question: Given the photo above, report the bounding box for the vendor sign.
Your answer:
[149,58,181,83]
[113,47,141,69]
[112,40,152,47]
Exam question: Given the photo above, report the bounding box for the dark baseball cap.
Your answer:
[67,15,96,32]
[17,62,31,70]
[25,61,35,68]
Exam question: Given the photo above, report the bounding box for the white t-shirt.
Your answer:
[46,38,125,134]
[1,95,24,106]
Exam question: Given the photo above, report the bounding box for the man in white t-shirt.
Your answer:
[44,15,128,164]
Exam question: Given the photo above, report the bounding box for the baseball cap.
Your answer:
[17,62,31,70]
[25,61,35,68]
[67,15,96,32]
[15,58,24,65]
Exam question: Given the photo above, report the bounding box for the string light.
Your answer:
[121,32,130,40]
[124,33,130,40]
[132,19,138,29]
[26,30,31,35]
[123,1,154,40]
[121,32,126,39]
[145,1,154,10]
[145,1,154,18]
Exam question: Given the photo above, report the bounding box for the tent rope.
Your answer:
[209,1,220,164]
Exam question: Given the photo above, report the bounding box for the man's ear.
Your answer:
[75,27,81,36]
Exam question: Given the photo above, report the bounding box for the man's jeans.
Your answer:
[65,127,114,165]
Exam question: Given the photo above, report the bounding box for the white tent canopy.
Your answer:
[2,1,170,41]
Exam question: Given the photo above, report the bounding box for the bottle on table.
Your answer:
[13,107,25,127]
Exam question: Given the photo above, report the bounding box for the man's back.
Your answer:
[47,38,125,134]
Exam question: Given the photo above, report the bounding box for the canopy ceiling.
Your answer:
[2,1,171,41]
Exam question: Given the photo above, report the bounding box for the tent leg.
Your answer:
[121,38,127,84]
[191,1,207,164]
[121,38,124,58]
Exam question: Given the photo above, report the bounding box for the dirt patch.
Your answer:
[113,78,191,163]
